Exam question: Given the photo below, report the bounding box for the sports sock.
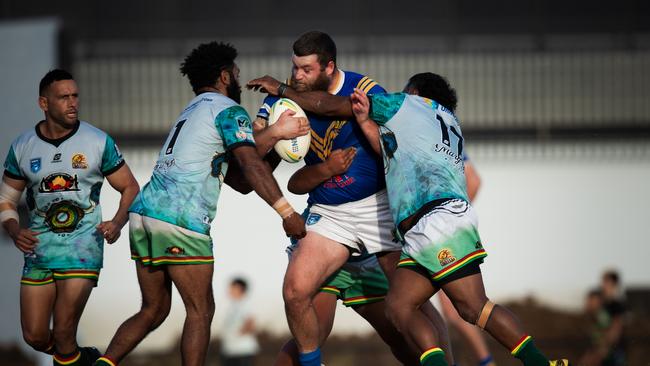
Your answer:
[53,349,81,366]
[511,335,549,366]
[420,347,447,366]
[298,348,321,366]
[479,355,495,366]
[94,356,118,366]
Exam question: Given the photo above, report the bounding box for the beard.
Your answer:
[227,72,242,104]
[291,70,330,92]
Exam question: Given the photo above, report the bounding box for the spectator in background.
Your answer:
[580,270,626,366]
[221,277,260,366]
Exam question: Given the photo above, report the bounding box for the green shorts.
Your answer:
[21,266,100,286]
[398,200,487,284]
[129,213,214,266]
[320,254,389,307]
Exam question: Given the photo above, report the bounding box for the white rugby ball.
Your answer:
[268,98,311,163]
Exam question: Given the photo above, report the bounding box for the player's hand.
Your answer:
[273,110,310,139]
[9,227,40,254]
[282,212,306,240]
[351,88,371,123]
[253,118,267,134]
[96,221,122,244]
[247,75,282,95]
[325,147,356,176]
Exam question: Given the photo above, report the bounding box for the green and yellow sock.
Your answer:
[511,335,549,366]
[53,349,81,366]
[420,347,447,366]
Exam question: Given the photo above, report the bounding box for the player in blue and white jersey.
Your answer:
[94,42,306,366]
[250,32,452,366]
[1,69,140,366]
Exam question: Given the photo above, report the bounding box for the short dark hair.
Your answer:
[603,270,620,285]
[231,277,248,292]
[39,69,74,96]
[292,31,337,69]
[180,42,237,94]
[406,72,458,113]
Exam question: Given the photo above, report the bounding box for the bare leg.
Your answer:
[20,283,56,352]
[167,263,215,366]
[52,278,95,354]
[438,291,492,362]
[102,262,172,362]
[274,292,338,366]
[282,232,349,353]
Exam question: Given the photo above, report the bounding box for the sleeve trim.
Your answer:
[3,169,26,181]
[102,159,125,177]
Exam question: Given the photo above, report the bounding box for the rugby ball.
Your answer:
[268,98,311,163]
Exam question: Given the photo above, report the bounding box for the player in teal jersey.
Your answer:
[93,42,306,366]
[247,73,570,366]
[1,69,140,366]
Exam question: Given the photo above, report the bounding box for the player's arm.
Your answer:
[230,145,305,239]
[287,147,356,195]
[464,160,481,202]
[351,88,382,155]
[1,175,40,253]
[247,76,353,118]
[99,164,140,244]
[252,113,310,156]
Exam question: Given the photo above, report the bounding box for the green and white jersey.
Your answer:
[368,93,468,226]
[129,92,255,235]
[3,121,124,269]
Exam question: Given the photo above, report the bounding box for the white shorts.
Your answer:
[305,190,401,254]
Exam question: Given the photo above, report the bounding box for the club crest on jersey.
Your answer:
[39,173,80,193]
[72,153,88,169]
[437,248,457,266]
[30,158,41,173]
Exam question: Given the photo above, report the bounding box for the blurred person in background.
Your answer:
[580,270,626,366]
[220,277,260,366]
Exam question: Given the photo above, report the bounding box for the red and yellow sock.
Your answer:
[53,349,81,365]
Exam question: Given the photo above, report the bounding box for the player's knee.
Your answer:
[454,298,486,324]
[384,295,408,331]
[282,279,311,307]
[184,296,215,321]
[22,329,50,351]
[141,300,172,330]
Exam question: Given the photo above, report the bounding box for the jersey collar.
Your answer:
[35,120,81,148]
[328,69,345,95]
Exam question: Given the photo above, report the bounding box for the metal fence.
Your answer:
[72,38,650,144]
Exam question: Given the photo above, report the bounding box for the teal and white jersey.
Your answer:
[3,121,125,269]
[368,93,468,226]
[129,92,255,235]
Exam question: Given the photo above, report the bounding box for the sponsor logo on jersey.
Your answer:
[165,246,185,255]
[52,153,62,163]
[39,173,80,193]
[437,248,457,266]
[475,240,483,249]
[72,153,88,169]
[237,116,251,128]
[30,158,41,173]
